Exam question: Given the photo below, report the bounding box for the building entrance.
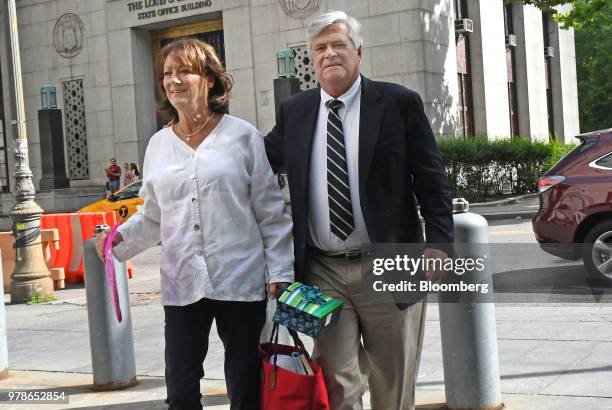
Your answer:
[151,19,225,65]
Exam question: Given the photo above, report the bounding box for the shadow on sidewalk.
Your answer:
[418,364,612,388]
[71,401,166,409]
[69,393,229,409]
[68,398,444,410]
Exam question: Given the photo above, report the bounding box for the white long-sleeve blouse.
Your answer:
[113,114,294,306]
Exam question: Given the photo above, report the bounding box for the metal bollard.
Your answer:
[83,237,137,390]
[438,198,503,410]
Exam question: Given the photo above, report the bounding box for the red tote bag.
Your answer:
[260,323,330,410]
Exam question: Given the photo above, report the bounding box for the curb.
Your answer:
[469,192,540,208]
[475,210,537,221]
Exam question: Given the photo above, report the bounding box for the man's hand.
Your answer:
[423,247,448,283]
[268,282,291,299]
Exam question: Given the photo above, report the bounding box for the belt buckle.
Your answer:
[345,250,361,259]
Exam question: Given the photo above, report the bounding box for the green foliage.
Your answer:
[574,3,612,132]
[27,294,58,304]
[546,139,577,169]
[438,137,576,202]
[514,0,610,29]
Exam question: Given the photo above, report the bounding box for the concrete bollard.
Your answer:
[438,198,503,410]
[0,250,8,379]
[83,238,137,390]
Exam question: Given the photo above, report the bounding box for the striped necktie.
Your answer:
[326,99,354,241]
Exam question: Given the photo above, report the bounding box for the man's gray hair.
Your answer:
[306,11,363,50]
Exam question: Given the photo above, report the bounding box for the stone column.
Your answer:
[467,0,511,138]
[513,3,549,141]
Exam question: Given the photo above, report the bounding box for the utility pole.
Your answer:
[7,0,53,303]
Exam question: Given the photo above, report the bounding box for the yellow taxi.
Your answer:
[79,180,143,222]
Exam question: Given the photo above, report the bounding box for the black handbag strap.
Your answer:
[270,322,313,363]
[269,322,280,345]
[266,323,315,389]
[286,328,312,362]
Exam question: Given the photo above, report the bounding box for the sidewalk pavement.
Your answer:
[1,197,611,409]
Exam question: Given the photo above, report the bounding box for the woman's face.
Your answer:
[162,52,212,115]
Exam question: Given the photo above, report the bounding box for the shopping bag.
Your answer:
[260,322,330,410]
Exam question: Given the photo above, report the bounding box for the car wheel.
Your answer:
[582,220,612,281]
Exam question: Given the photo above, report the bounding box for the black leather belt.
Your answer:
[310,247,362,260]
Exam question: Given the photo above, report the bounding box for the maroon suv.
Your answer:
[532,128,612,281]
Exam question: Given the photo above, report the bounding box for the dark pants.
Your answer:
[108,179,120,193]
[163,298,266,410]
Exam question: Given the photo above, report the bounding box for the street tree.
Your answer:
[514,0,609,28]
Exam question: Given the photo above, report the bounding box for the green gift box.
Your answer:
[273,282,343,337]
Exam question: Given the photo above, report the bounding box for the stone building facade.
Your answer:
[0,0,579,202]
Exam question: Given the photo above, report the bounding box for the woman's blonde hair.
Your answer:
[155,37,232,121]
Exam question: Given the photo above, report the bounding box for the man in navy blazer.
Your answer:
[265,10,453,410]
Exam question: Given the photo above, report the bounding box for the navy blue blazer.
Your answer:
[265,75,454,282]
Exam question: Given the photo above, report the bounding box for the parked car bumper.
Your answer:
[537,241,580,260]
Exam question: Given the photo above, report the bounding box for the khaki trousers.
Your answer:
[306,252,427,410]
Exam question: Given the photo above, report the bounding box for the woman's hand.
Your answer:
[268,282,290,299]
[94,231,124,262]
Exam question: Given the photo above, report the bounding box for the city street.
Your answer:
[0,0,603,408]
[1,219,612,409]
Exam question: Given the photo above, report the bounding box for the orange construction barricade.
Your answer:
[41,213,79,283]
[1,228,65,292]
[41,212,135,284]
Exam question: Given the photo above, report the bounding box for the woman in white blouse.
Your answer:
[97,38,294,410]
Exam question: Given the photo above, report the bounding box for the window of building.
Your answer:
[454,0,474,138]
[290,44,318,91]
[62,79,89,179]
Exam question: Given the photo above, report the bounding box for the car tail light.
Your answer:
[538,175,565,192]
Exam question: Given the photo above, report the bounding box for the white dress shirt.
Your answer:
[113,115,295,306]
[308,76,371,252]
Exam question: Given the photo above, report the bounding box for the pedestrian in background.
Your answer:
[96,38,294,410]
[123,162,133,186]
[129,162,140,183]
[105,157,121,194]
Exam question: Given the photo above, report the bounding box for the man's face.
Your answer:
[311,23,361,97]
[110,159,116,166]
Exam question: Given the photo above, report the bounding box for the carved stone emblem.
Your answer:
[278,0,322,19]
[53,13,84,58]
